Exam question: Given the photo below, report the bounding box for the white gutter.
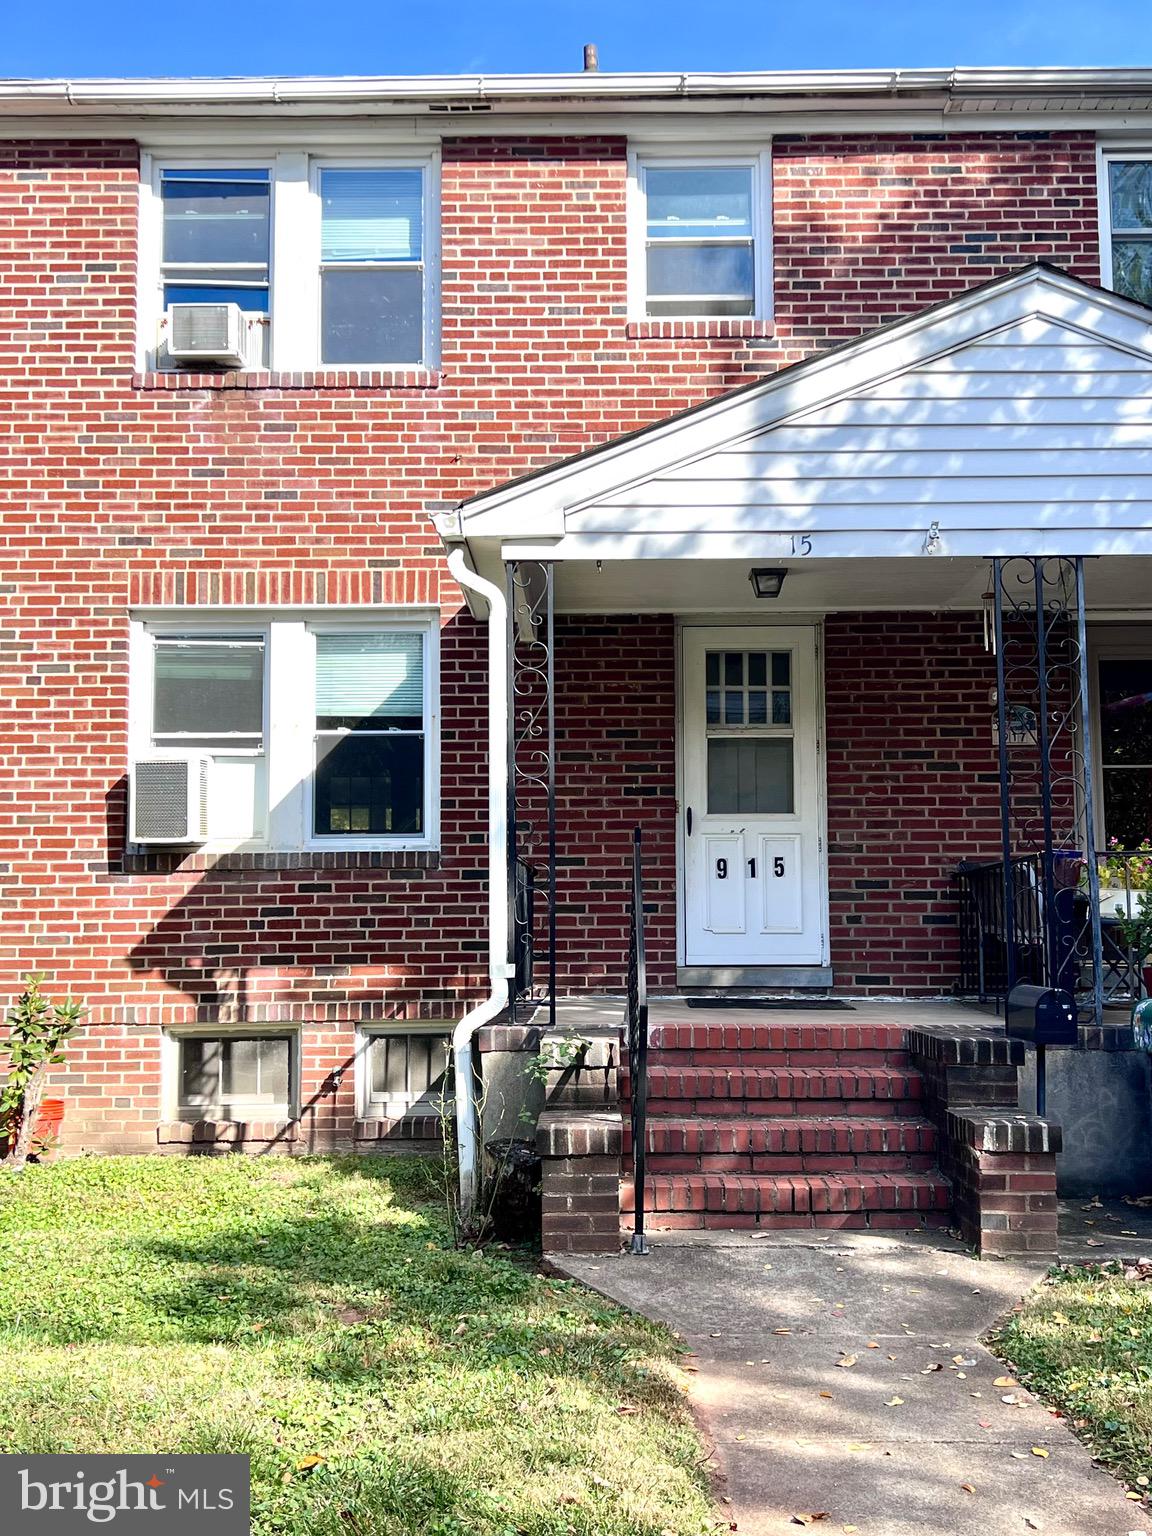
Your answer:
[445,548,511,1217]
[4,65,1152,113]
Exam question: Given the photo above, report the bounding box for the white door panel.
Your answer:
[681,626,825,967]
[703,831,746,933]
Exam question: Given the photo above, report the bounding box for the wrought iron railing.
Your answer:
[625,826,650,1256]
[957,849,1149,1011]
[513,858,536,1008]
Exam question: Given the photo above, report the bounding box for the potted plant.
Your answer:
[1097,838,1152,918]
[0,975,84,1171]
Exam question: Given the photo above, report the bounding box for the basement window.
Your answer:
[359,1027,453,1117]
[174,1032,297,1122]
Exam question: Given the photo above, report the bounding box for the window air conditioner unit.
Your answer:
[166,302,248,367]
[129,757,210,844]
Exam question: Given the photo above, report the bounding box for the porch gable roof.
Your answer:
[439,264,1152,567]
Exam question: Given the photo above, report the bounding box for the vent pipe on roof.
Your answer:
[583,44,599,72]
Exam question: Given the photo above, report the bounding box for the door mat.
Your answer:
[684,998,855,1010]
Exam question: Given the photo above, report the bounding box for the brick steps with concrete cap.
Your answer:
[624,1014,953,1232]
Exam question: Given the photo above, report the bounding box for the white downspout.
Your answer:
[446,548,511,1216]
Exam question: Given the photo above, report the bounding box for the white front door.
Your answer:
[681,625,826,968]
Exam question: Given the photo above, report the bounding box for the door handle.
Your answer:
[686,806,693,836]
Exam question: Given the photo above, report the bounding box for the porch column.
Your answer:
[991,555,1104,1029]
[505,559,557,1027]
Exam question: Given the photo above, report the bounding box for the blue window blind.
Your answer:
[321,169,424,264]
[315,633,424,724]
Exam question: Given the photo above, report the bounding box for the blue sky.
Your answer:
[2,1,1152,78]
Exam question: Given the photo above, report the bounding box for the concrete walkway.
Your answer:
[556,1230,1145,1536]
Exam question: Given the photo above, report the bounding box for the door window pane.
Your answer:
[708,739,794,814]
[1099,658,1152,847]
[152,636,265,749]
[706,651,791,729]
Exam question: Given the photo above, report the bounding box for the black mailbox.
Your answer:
[1005,984,1077,1047]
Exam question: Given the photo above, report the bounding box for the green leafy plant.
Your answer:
[1097,837,1152,893]
[0,974,84,1171]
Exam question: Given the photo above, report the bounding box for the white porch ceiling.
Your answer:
[550,554,1152,616]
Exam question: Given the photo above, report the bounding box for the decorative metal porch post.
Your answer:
[991,556,1103,1030]
[505,560,557,1028]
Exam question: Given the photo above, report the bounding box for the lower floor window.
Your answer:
[176,1033,296,1121]
[362,1029,451,1116]
[1099,655,1152,848]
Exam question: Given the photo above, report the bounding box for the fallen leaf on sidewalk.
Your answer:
[994,1377,1018,1388]
[789,1516,830,1527]
[922,1362,944,1373]
[1023,1518,1042,1530]
[836,1354,858,1368]
[960,1482,976,1494]
[1031,1447,1049,1459]
[867,1341,880,1349]
[884,1396,905,1407]
[819,1391,834,1400]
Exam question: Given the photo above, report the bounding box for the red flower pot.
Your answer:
[32,1097,65,1152]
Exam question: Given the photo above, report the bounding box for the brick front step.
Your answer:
[646,1022,910,1053]
[631,1115,938,1173]
[636,1064,924,1108]
[620,1170,953,1224]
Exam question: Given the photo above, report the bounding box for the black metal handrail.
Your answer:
[626,826,649,1256]
[957,849,1146,1011]
[513,857,536,1013]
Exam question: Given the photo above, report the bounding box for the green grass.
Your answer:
[993,1263,1152,1496]
[0,1156,717,1536]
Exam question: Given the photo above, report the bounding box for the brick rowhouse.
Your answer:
[0,127,1100,1151]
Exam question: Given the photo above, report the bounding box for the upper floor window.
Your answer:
[141,153,438,372]
[1103,157,1152,307]
[129,613,439,851]
[632,154,771,320]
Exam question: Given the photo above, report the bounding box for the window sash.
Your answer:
[364,1031,451,1111]
[151,634,266,750]
[638,160,760,318]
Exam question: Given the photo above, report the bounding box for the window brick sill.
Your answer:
[121,849,441,873]
[626,318,776,340]
[133,367,443,391]
[157,1118,298,1145]
[355,1114,444,1143]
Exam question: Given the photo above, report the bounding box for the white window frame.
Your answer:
[137,150,440,372]
[626,148,773,323]
[1097,143,1152,299]
[1088,627,1152,849]
[354,1023,454,1120]
[128,609,441,853]
[163,1026,300,1123]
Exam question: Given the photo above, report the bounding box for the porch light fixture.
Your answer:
[749,567,787,599]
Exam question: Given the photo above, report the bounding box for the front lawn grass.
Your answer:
[992,1262,1152,1497]
[0,1155,717,1536]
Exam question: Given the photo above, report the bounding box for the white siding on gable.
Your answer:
[567,315,1152,552]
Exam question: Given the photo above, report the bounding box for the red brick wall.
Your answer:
[0,128,1100,1149]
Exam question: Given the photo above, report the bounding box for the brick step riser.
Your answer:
[620,1179,951,1217]
[625,1070,925,1100]
[641,1098,926,1118]
[624,1212,955,1232]
[644,1027,910,1053]
[644,1049,912,1069]
[641,1153,940,1174]
[624,1123,938,1159]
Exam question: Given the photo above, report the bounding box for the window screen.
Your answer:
[643,165,756,317]
[178,1034,293,1120]
[152,635,265,751]
[319,167,426,364]
[366,1031,451,1112]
